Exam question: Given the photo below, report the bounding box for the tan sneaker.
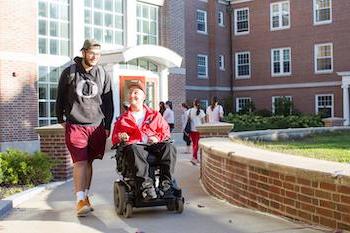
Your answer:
[85,196,94,211]
[76,200,90,217]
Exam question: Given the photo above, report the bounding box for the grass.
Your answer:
[242,131,350,163]
[0,185,33,199]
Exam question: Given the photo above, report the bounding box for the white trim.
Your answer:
[233,81,341,91]
[314,43,333,74]
[198,0,208,2]
[197,54,208,79]
[234,7,249,36]
[235,51,251,79]
[218,0,229,5]
[338,71,350,125]
[169,67,186,75]
[137,0,164,6]
[313,0,332,25]
[315,94,334,117]
[270,1,290,31]
[218,11,225,27]
[236,97,251,112]
[271,47,291,77]
[186,86,231,91]
[230,0,254,4]
[196,10,208,34]
[219,55,225,71]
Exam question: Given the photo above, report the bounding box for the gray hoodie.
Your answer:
[55,57,114,130]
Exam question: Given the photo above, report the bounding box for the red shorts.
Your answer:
[65,123,107,163]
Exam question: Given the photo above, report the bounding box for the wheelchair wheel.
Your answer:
[166,200,176,211]
[114,181,125,215]
[124,203,133,218]
[175,198,184,214]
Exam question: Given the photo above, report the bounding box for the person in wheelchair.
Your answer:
[111,81,177,200]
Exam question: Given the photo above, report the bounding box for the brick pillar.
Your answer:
[35,124,73,181]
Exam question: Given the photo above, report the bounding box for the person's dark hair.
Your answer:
[211,96,218,111]
[159,101,166,115]
[165,100,173,110]
[181,102,189,110]
[193,99,201,116]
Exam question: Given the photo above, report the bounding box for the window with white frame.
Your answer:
[38,0,70,56]
[272,96,292,114]
[234,8,249,35]
[218,55,225,70]
[197,10,207,34]
[218,11,224,27]
[236,97,251,112]
[313,0,332,24]
[200,100,208,111]
[38,65,66,126]
[197,55,208,78]
[136,2,159,45]
[315,43,333,73]
[84,0,124,46]
[235,52,250,79]
[316,94,333,118]
[271,48,291,76]
[270,1,290,30]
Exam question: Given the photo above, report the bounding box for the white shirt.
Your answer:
[163,108,175,124]
[131,109,147,142]
[187,108,206,132]
[206,105,224,123]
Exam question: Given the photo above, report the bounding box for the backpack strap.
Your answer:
[97,65,105,87]
[69,63,76,84]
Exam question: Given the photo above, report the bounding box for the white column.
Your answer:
[71,0,85,57]
[159,68,169,101]
[342,84,350,126]
[126,0,137,47]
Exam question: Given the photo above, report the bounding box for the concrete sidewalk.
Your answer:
[0,135,327,233]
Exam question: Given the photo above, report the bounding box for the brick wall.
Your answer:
[201,148,350,231]
[168,73,186,132]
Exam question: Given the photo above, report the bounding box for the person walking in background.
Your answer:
[206,96,224,123]
[187,99,205,165]
[180,103,191,154]
[56,39,114,217]
[163,101,175,132]
[159,101,166,116]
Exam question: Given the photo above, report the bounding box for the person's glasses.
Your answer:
[86,50,101,57]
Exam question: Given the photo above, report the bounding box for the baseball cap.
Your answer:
[81,39,101,51]
[128,80,145,93]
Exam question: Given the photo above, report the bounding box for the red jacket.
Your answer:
[112,105,170,145]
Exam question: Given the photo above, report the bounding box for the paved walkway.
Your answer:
[0,135,327,233]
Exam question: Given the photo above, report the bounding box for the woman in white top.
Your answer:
[206,96,224,123]
[163,101,175,132]
[187,99,206,165]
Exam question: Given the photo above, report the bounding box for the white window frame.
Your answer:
[197,54,208,79]
[196,10,208,34]
[235,51,251,79]
[234,8,249,35]
[314,43,333,74]
[313,0,332,25]
[136,2,159,45]
[200,100,209,111]
[236,97,251,112]
[218,11,224,27]
[271,47,291,77]
[272,96,292,114]
[270,1,290,31]
[315,94,334,117]
[219,55,225,70]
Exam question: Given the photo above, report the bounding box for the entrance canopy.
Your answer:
[100,45,182,68]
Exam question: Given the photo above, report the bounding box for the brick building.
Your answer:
[0,0,186,152]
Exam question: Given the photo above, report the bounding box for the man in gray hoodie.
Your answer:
[56,39,114,217]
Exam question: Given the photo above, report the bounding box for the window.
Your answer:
[136,2,159,45]
[218,55,225,70]
[272,96,292,114]
[119,58,158,72]
[236,97,251,112]
[315,43,333,73]
[270,1,290,30]
[314,0,332,25]
[197,55,208,78]
[84,0,124,46]
[234,8,249,35]
[235,52,250,79]
[271,48,291,76]
[316,94,333,118]
[200,100,208,111]
[38,0,70,56]
[196,10,207,34]
[218,11,224,27]
[38,65,65,126]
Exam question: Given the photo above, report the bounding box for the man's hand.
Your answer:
[148,136,159,144]
[118,132,130,142]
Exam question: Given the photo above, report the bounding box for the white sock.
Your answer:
[76,191,85,202]
[85,189,89,198]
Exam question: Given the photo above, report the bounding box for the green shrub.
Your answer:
[0,149,54,186]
